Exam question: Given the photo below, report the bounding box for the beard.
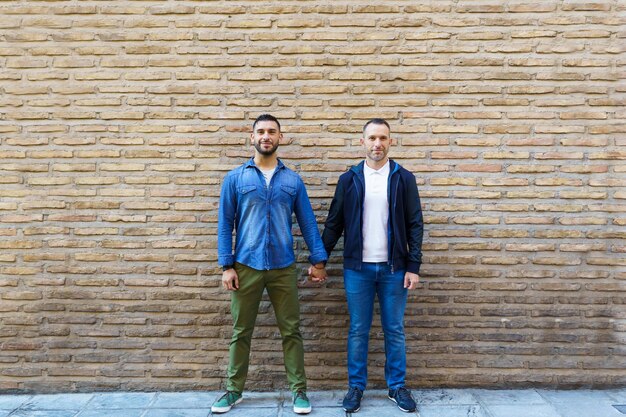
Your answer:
[254,141,279,156]
[367,148,387,162]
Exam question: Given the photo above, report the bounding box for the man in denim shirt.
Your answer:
[213,114,328,415]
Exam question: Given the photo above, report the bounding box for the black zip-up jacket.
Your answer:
[322,159,424,274]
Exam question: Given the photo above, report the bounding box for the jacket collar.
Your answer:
[350,159,399,176]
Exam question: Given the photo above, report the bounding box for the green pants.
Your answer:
[226,262,306,393]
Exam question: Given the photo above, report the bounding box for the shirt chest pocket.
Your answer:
[238,184,257,194]
[237,185,258,203]
[276,184,296,208]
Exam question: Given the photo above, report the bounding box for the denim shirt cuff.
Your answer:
[218,255,235,267]
[308,252,328,266]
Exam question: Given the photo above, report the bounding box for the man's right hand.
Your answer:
[222,268,239,291]
[308,263,328,283]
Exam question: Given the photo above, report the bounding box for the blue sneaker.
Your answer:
[342,387,363,412]
[388,387,416,413]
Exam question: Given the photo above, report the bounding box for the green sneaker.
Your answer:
[211,391,242,413]
[293,390,312,414]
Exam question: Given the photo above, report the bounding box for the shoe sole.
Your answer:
[388,395,416,413]
[211,397,243,413]
[293,405,312,414]
[343,406,361,412]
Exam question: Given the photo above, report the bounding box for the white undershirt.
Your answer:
[362,160,390,262]
[259,167,276,188]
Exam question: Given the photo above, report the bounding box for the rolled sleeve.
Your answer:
[293,179,328,266]
[217,173,236,267]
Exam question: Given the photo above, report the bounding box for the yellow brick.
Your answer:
[100,163,145,172]
[302,5,347,13]
[100,189,145,197]
[301,112,347,120]
[74,253,119,262]
[457,32,505,41]
[381,73,428,81]
[74,72,121,81]
[226,19,272,28]
[432,125,479,134]
[329,18,376,27]
[277,19,324,28]
[149,32,194,41]
[278,99,323,107]
[380,17,429,27]
[73,228,118,235]
[100,112,145,120]
[431,178,477,186]
[354,32,398,41]
[74,177,119,186]
[453,216,500,225]
[0,267,40,276]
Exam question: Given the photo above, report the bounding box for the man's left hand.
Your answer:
[308,263,327,283]
[404,272,420,290]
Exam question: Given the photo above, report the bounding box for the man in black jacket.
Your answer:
[320,118,423,413]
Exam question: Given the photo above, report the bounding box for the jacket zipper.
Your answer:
[353,174,364,270]
[390,174,400,273]
[385,162,401,273]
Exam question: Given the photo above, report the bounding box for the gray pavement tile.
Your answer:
[550,402,625,417]
[142,410,210,417]
[608,389,626,402]
[210,407,278,417]
[472,389,546,405]
[487,404,561,417]
[19,394,94,410]
[538,389,617,404]
[282,407,346,417]
[414,389,478,405]
[151,393,217,409]
[76,410,144,417]
[86,393,156,409]
[9,411,79,417]
[0,395,31,410]
[344,404,417,417]
[418,404,489,417]
[237,392,281,408]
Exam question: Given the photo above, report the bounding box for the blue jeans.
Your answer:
[344,263,408,391]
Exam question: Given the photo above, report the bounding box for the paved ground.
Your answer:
[0,388,624,417]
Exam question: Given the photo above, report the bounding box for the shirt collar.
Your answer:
[245,157,284,170]
[363,159,390,176]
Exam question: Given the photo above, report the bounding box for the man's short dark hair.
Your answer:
[363,118,390,134]
[253,114,281,132]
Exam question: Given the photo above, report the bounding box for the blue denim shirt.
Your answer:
[218,158,328,270]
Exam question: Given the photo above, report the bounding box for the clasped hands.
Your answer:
[307,264,420,288]
[308,263,328,283]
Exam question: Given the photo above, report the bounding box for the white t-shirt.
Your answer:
[362,160,390,262]
[259,167,276,188]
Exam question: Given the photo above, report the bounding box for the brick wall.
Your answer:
[0,1,624,392]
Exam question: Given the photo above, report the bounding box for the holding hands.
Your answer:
[308,262,328,283]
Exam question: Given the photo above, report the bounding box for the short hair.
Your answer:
[252,114,281,132]
[363,118,390,134]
